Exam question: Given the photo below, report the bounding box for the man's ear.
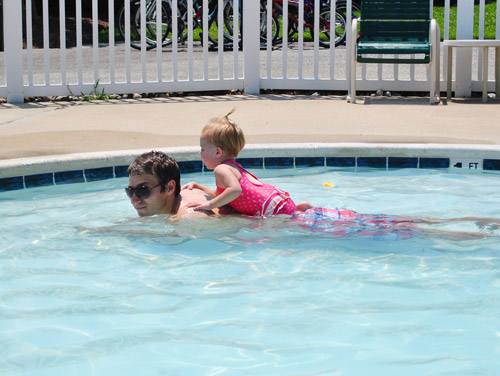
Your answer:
[165,180,176,195]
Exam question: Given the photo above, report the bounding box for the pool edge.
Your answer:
[2,143,500,191]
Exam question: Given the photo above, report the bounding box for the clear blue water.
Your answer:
[1,167,500,375]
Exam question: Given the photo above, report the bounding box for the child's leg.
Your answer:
[417,216,500,225]
[420,227,491,240]
[296,201,315,212]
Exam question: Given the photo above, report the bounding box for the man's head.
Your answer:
[126,151,181,216]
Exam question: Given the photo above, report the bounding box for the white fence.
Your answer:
[1,0,499,103]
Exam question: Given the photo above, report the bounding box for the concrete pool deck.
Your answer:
[1,94,500,178]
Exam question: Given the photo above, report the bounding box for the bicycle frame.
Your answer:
[267,0,352,47]
[163,0,228,47]
[270,0,327,33]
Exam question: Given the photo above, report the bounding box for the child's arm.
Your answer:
[181,181,217,198]
[187,164,242,211]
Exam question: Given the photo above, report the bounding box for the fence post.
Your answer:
[243,0,260,94]
[455,0,474,97]
[345,0,352,91]
[4,0,24,103]
[0,0,4,51]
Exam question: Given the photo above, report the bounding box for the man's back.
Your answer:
[176,188,219,217]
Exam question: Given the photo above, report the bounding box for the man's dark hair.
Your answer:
[127,151,181,196]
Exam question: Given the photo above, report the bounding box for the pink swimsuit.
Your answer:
[216,161,297,217]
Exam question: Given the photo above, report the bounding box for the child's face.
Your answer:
[199,136,221,170]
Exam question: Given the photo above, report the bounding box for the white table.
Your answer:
[443,39,500,102]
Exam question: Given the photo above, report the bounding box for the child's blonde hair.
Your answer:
[202,109,245,158]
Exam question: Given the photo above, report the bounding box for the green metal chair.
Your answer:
[347,0,440,104]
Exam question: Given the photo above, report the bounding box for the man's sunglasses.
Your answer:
[125,184,160,199]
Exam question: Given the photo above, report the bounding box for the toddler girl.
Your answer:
[183,110,313,217]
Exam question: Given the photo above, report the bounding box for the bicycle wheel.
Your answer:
[223,0,279,45]
[202,7,223,47]
[143,0,175,48]
[118,0,155,49]
[223,0,240,41]
[118,0,170,50]
[334,0,361,46]
[260,5,279,45]
[309,8,347,48]
[175,0,189,44]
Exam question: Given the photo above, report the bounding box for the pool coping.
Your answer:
[2,142,500,191]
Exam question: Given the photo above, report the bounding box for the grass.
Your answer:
[67,80,114,101]
[433,2,497,40]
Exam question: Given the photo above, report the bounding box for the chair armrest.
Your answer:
[350,18,358,57]
[430,19,440,45]
[430,19,440,64]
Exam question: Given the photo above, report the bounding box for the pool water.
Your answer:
[1,167,500,375]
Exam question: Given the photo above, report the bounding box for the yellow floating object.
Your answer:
[323,182,336,188]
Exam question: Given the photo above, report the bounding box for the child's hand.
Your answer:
[182,182,198,190]
[187,201,213,211]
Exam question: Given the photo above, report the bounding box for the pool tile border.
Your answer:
[1,143,500,192]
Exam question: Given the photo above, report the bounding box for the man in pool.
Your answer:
[126,151,230,218]
[126,151,500,239]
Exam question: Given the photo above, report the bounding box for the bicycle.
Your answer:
[222,0,281,46]
[224,0,348,48]
[271,0,355,48]
[118,0,233,50]
[176,0,235,48]
[325,0,361,46]
[118,0,171,50]
[116,0,356,50]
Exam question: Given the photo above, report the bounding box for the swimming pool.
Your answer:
[1,167,500,375]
